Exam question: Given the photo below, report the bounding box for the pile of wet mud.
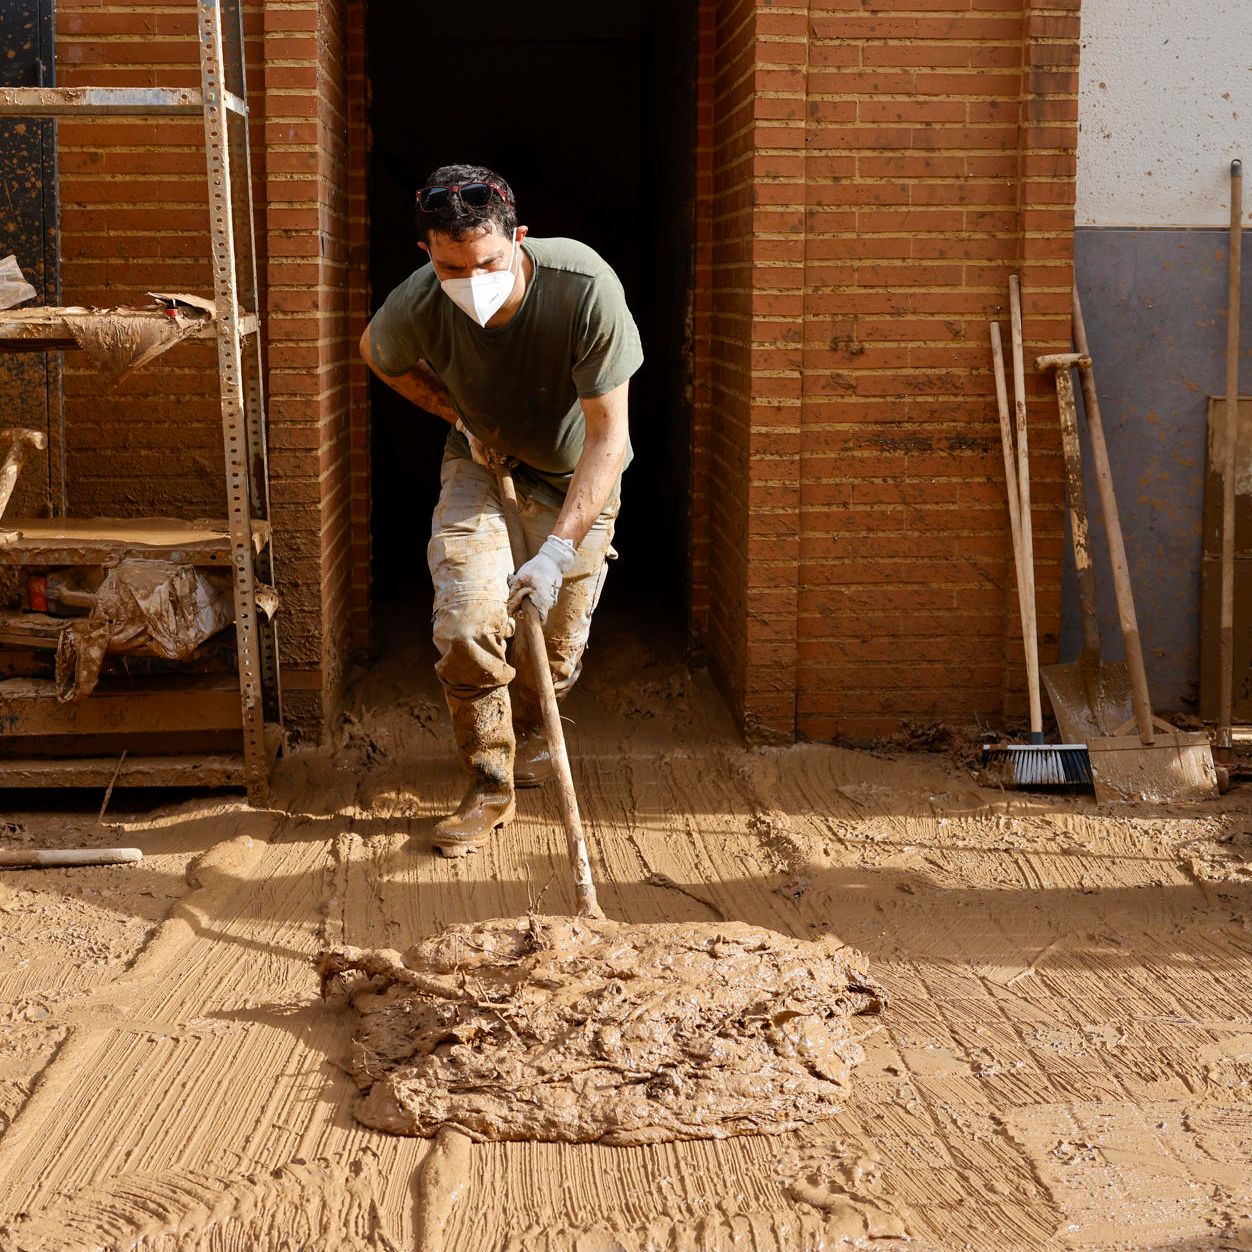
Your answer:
[319,915,885,1145]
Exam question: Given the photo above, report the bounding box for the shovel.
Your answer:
[1069,287,1218,803]
[1036,352,1134,742]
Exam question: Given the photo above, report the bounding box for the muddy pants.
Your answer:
[428,454,618,789]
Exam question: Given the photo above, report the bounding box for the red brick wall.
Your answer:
[693,0,1078,742]
[57,3,226,518]
[49,0,1077,746]
[55,0,361,739]
[345,3,370,656]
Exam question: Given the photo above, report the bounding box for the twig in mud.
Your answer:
[644,871,726,920]
[527,868,558,914]
[98,750,127,823]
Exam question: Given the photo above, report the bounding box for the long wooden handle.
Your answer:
[1218,158,1243,750]
[1050,363,1102,662]
[1073,284,1156,742]
[990,323,1035,680]
[0,847,142,868]
[1008,277,1044,741]
[495,467,602,919]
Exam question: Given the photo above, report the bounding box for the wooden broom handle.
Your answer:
[1072,285,1156,743]
[495,466,603,919]
[990,323,1035,685]
[1008,277,1044,740]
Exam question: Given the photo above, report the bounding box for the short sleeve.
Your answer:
[367,273,427,377]
[571,270,644,399]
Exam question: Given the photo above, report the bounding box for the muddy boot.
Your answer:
[434,689,516,859]
[513,720,553,788]
[509,681,552,789]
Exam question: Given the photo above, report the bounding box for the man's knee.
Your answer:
[433,602,515,697]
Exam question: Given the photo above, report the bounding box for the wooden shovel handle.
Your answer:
[1218,159,1243,749]
[1045,360,1102,663]
[1072,285,1156,743]
[495,467,602,919]
[1008,277,1044,740]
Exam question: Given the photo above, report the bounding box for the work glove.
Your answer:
[507,534,578,623]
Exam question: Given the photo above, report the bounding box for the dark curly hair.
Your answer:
[415,163,518,243]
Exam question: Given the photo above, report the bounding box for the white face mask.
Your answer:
[438,233,519,327]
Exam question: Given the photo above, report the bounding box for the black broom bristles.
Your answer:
[980,742,1093,789]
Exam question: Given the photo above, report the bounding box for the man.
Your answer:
[360,163,643,857]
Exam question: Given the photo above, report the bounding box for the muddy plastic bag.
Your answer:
[0,256,37,311]
[54,560,235,701]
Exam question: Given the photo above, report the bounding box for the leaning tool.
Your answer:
[1071,286,1218,803]
[982,282,1091,788]
[1036,351,1133,743]
[1216,158,1243,759]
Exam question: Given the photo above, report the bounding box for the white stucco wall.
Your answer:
[1077,0,1252,227]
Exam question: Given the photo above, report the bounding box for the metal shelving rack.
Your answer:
[0,0,281,803]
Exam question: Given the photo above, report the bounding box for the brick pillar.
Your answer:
[700,0,807,740]
[345,0,371,657]
[260,0,355,736]
[695,0,1081,742]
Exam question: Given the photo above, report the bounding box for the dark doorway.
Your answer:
[364,0,697,634]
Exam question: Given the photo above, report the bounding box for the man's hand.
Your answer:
[457,419,492,467]
[507,534,578,622]
[457,418,516,471]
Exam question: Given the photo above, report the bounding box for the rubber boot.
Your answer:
[509,681,552,788]
[513,721,553,788]
[433,688,516,858]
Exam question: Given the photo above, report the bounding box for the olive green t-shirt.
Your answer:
[367,237,643,497]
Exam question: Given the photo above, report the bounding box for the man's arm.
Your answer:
[549,380,630,548]
[505,379,630,621]
[358,328,458,425]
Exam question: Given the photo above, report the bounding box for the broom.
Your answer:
[981,280,1092,789]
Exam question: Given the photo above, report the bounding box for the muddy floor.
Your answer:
[0,617,1250,1251]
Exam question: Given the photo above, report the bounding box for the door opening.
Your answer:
[365,0,697,637]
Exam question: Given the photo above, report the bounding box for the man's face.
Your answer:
[420,224,525,280]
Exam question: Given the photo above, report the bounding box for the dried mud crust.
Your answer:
[319,915,885,1146]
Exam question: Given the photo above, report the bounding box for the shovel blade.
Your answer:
[1041,659,1135,743]
[1087,730,1218,804]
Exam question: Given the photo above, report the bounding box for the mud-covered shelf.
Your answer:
[0,0,281,803]
[0,517,271,567]
[0,304,258,352]
[0,754,250,788]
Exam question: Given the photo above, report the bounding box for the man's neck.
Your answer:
[486,244,534,329]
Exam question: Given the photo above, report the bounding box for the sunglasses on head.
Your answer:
[416,181,511,212]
